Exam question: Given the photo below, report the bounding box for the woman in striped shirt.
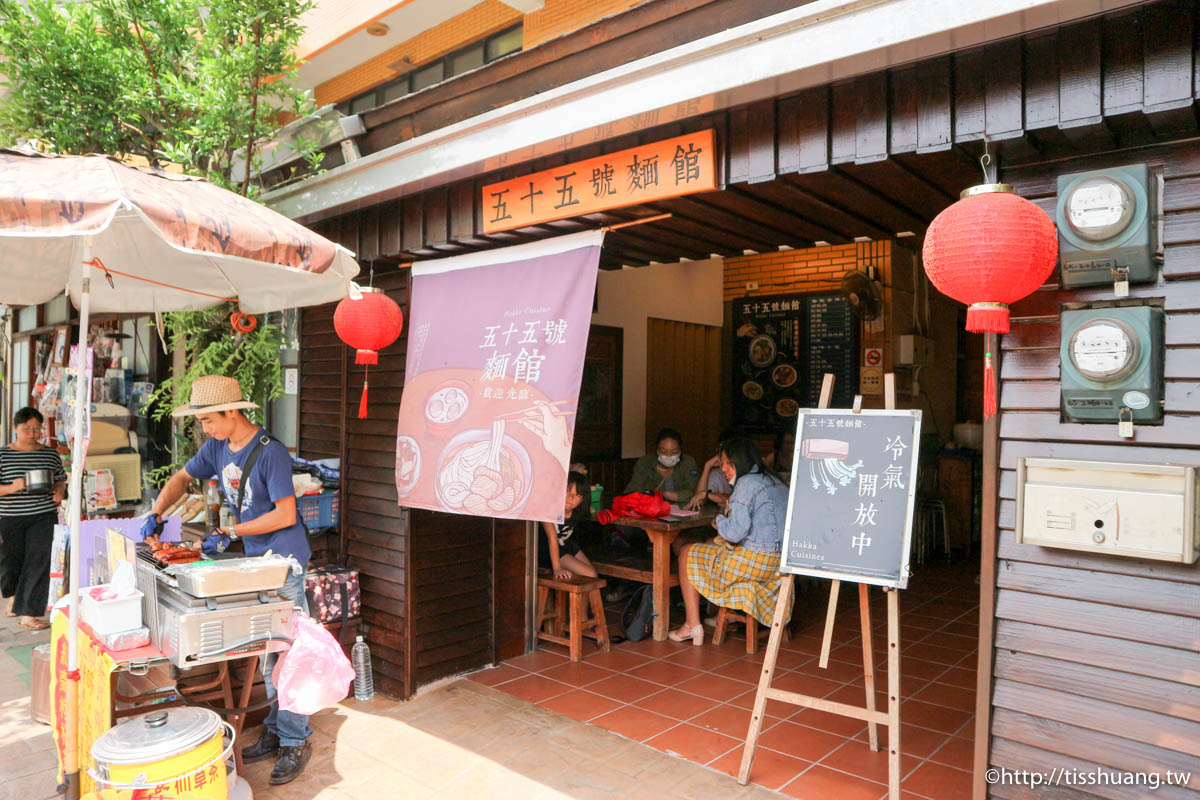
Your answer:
[0,407,66,630]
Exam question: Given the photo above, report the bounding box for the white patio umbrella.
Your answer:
[0,148,359,799]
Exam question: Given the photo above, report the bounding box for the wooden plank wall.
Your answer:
[990,140,1200,797]
[298,243,506,696]
[316,2,1200,274]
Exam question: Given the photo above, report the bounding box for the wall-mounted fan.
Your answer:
[839,268,883,321]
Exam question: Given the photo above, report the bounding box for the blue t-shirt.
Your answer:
[186,428,310,564]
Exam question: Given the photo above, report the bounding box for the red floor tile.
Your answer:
[725,688,800,721]
[791,656,869,683]
[628,659,707,686]
[675,673,755,702]
[856,723,950,760]
[916,632,977,652]
[493,673,572,703]
[911,683,976,713]
[581,648,653,672]
[637,688,720,721]
[712,657,773,684]
[620,637,689,658]
[465,663,528,687]
[586,674,665,704]
[901,643,966,666]
[933,667,976,690]
[788,707,869,738]
[709,746,810,791]
[817,739,921,785]
[955,651,978,670]
[902,761,973,800]
[591,705,680,742]
[537,688,624,723]
[644,722,741,764]
[771,670,847,700]
[661,644,741,671]
[688,702,768,739]
[505,649,568,672]
[884,657,951,681]
[539,660,616,688]
[780,765,886,800]
[756,720,848,762]
[927,735,974,771]
[900,699,973,735]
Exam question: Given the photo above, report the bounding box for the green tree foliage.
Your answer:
[0,0,318,196]
[144,305,284,485]
[0,0,317,477]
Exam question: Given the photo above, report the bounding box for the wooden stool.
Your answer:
[712,606,789,654]
[535,572,611,662]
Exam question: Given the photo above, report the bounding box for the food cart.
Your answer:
[51,549,301,799]
[0,148,359,800]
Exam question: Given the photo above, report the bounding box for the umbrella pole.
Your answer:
[62,242,91,800]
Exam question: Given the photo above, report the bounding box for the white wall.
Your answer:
[591,258,724,457]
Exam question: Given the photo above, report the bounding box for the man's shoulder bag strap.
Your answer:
[235,434,274,516]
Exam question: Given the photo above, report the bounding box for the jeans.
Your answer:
[263,570,312,747]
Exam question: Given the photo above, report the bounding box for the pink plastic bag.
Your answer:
[272,614,356,714]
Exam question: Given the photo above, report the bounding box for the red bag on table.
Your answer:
[596,491,671,525]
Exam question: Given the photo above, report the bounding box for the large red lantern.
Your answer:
[923,184,1058,418]
[334,286,404,417]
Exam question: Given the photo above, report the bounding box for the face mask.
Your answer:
[658,454,680,468]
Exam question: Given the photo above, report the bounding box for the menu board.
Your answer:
[732,293,858,431]
[779,409,921,589]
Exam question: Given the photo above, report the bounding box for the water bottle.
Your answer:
[351,635,374,701]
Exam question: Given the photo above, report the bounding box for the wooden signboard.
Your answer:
[738,374,916,799]
[481,130,716,233]
[780,408,921,588]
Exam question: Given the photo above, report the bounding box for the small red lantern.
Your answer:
[923,184,1058,418]
[334,286,404,417]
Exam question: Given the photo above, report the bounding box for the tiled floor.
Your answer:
[476,564,979,800]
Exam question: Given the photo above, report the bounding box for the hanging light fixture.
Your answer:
[922,149,1058,419]
[334,286,404,418]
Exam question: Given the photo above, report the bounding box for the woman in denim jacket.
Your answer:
[669,437,794,645]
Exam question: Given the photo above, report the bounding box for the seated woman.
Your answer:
[669,437,792,645]
[685,429,738,511]
[624,427,699,505]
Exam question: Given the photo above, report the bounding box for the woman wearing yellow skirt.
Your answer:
[669,437,793,645]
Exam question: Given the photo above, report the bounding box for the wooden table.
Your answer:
[591,511,718,641]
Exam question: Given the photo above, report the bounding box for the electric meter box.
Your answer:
[1017,458,1199,563]
[1060,305,1163,424]
[1055,164,1156,289]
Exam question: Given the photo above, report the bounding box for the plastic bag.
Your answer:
[272,614,355,715]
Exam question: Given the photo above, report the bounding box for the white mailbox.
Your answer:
[1016,458,1199,563]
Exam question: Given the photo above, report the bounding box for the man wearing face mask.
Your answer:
[623,427,699,505]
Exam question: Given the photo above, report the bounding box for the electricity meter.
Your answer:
[1060,305,1163,427]
[1055,164,1155,291]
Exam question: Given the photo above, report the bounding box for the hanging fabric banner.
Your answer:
[396,230,603,523]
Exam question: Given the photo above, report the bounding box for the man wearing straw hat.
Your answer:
[142,374,313,785]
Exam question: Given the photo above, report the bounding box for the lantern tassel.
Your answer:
[983,347,997,421]
[966,302,1011,334]
[358,364,370,419]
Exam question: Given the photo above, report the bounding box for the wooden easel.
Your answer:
[738,373,904,798]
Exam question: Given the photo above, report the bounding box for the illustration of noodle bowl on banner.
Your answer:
[435,421,532,516]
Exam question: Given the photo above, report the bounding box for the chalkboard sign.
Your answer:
[780,409,922,589]
[732,293,857,431]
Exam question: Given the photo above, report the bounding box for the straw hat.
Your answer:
[171,375,260,417]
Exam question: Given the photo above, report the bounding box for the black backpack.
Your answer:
[621,585,656,642]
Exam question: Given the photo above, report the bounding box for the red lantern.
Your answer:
[334,287,404,418]
[922,184,1058,418]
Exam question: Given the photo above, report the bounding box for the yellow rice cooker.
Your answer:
[90,707,230,799]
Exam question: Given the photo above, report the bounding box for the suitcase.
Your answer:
[304,565,361,645]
